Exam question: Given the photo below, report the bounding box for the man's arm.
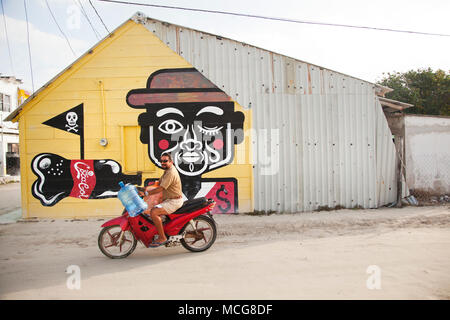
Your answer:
[144,169,174,196]
[145,185,164,196]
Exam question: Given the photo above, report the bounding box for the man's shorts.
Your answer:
[155,198,184,214]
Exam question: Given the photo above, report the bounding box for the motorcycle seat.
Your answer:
[141,212,170,225]
[171,197,208,215]
[139,198,208,225]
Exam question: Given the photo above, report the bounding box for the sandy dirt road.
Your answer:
[0,183,21,215]
[0,205,449,300]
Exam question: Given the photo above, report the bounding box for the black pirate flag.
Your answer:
[42,103,85,159]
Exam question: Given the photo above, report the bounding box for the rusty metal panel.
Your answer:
[136,14,402,212]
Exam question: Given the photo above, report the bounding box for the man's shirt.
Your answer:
[159,165,183,200]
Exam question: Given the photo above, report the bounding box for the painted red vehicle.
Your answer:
[98,197,217,259]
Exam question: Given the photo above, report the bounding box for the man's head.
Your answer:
[160,152,173,170]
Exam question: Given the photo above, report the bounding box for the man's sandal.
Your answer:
[149,239,168,248]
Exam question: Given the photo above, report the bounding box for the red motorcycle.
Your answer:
[98,196,217,259]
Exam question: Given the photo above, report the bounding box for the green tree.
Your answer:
[377,68,450,116]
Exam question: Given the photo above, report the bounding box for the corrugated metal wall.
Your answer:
[136,13,400,212]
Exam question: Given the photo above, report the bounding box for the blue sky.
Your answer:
[1,0,449,92]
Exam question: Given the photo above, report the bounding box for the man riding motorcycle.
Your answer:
[142,152,183,247]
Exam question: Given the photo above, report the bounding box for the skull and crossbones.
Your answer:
[65,112,78,132]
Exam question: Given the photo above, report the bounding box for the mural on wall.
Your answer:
[30,69,245,212]
[31,104,141,207]
[127,68,245,213]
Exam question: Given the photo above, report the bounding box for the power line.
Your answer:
[74,0,101,40]
[89,0,110,33]
[77,0,101,39]
[0,0,15,75]
[45,0,77,58]
[23,0,35,92]
[97,0,450,37]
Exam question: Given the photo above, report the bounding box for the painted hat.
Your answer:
[126,68,231,108]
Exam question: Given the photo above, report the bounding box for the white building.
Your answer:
[404,115,450,197]
[0,75,26,177]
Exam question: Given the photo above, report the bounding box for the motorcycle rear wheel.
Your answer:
[98,225,137,259]
[180,215,217,252]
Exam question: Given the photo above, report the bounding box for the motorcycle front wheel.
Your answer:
[180,215,217,252]
[98,225,137,259]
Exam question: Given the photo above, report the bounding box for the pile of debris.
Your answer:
[409,189,450,206]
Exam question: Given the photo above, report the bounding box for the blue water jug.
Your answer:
[118,181,148,217]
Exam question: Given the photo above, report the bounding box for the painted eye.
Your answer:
[197,124,223,136]
[158,119,184,135]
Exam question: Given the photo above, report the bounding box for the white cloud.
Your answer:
[0,14,89,91]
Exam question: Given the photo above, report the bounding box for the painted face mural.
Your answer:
[136,101,244,177]
[127,68,245,176]
[127,68,246,213]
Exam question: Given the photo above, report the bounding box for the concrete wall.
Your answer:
[405,115,450,195]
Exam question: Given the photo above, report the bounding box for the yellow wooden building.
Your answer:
[7,13,253,219]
